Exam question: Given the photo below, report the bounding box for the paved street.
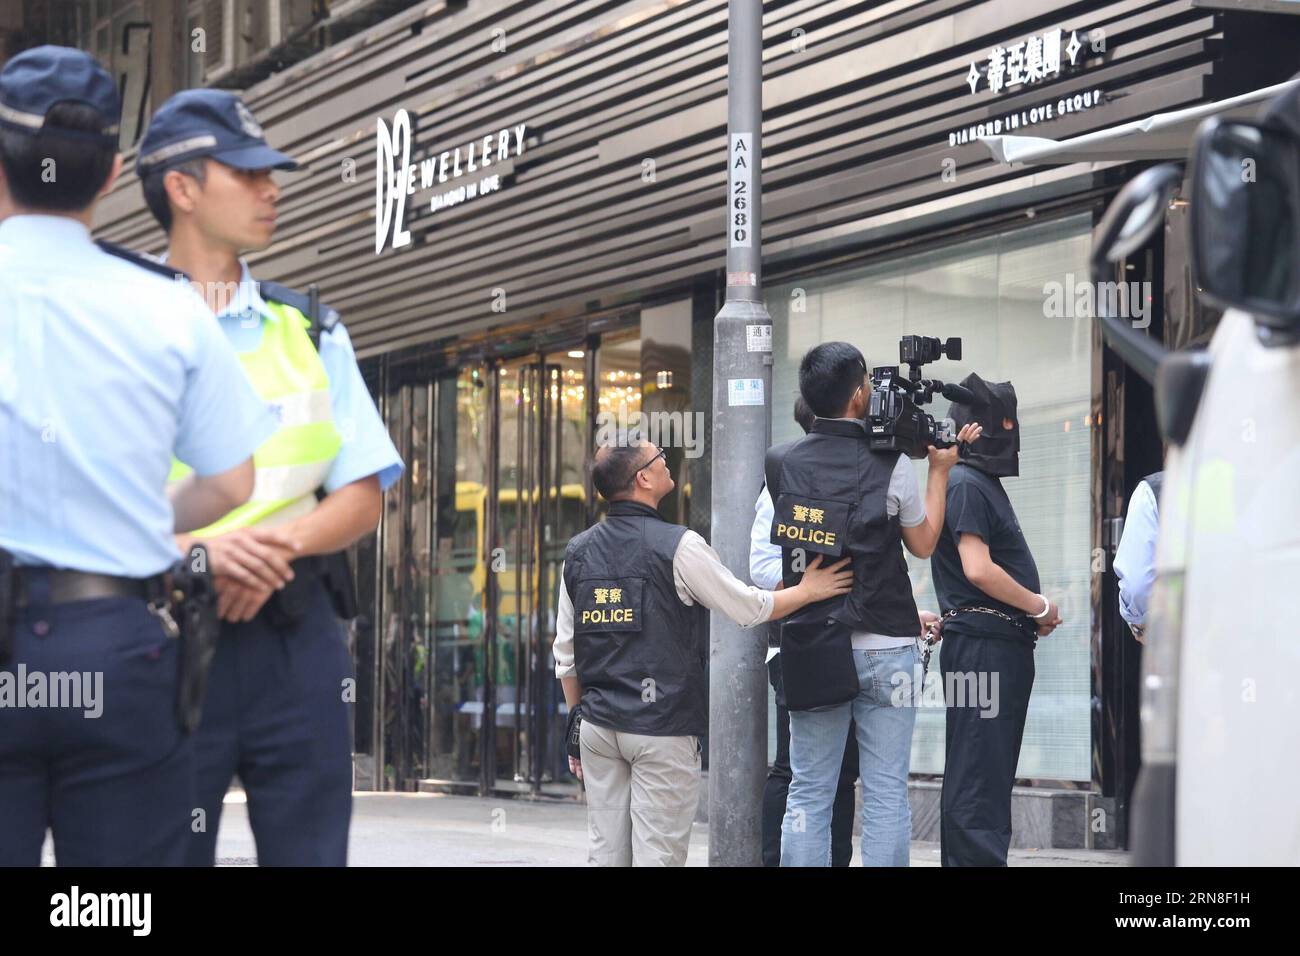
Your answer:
[210,791,1129,867]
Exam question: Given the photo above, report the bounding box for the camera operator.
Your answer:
[931,374,1061,867]
[750,397,859,867]
[768,342,979,867]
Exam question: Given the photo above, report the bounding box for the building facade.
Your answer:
[13,0,1298,847]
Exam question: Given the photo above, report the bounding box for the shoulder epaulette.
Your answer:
[96,240,190,282]
[258,279,341,334]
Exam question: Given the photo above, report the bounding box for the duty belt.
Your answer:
[11,568,163,607]
[0,554,218,734]
[0,561,167,665]
[258,552,358,627]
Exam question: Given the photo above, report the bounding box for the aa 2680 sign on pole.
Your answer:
[708,0,773,868]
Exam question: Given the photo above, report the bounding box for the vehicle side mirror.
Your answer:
[1190,117,1300,341]
[1155,349,1212,447]
[1089,164,1182,384]
[1090,163,1182,284]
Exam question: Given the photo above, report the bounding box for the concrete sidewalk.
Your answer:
[213,791,1130,866]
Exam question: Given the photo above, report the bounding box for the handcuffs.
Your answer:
[917,597,1048,678]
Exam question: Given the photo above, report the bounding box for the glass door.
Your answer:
[536,350,591,784]
[361,325,638,794]
[425,364,492,787]
[494,349,591,787]
[494,358,541,783]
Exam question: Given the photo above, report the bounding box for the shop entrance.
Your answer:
[490,349,588,787]
[359,324,650,794]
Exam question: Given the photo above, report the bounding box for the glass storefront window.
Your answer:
[768,213,1094,781]
[593,332,642,523]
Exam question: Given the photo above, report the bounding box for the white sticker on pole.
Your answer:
[746,324,772,352]
[728,378,764,406]
[729,133,753,248]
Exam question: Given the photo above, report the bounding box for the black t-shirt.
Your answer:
[931,463,1041,637]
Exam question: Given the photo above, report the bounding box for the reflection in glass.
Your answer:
[593,332,642,524]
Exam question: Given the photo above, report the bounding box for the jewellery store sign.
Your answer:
[375,108,528,254]
[947,26,1107,147]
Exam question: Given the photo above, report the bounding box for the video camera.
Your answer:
[867,335,971,459]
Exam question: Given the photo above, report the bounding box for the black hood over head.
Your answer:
[948,372,1020,477]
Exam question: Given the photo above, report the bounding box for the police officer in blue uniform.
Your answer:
[1115,471,1161,641]
[135,90,403,866]
[0,47,275,866]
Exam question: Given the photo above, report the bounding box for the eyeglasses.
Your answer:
[637,448,667,474]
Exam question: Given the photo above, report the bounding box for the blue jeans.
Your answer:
[780,643,918,867]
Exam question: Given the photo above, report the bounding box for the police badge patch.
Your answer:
[235,101,263,138]
[573,578,644,633]
[770,494,850,556]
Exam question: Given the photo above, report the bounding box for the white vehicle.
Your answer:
[1091,82,1300,865]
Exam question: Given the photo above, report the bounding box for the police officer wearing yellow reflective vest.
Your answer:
[134,90,403,866]
[553,436,853,866]
[0,47,274,865]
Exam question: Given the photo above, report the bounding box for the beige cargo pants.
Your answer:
[579,720,702,866]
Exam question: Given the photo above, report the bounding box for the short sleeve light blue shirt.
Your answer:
[0,215,277,576]
[205,260,403,494]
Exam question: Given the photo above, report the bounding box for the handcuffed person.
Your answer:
[930,374,1061,867]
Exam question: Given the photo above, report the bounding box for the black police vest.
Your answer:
[765,418,919,637]
[562,500,708,737]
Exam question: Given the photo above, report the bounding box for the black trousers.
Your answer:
[762,653,858,867]
[939,628,1035,867]
[0,590,191,866]
[186,579,354,866]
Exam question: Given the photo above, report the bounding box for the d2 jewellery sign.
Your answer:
[375,108,528,254]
